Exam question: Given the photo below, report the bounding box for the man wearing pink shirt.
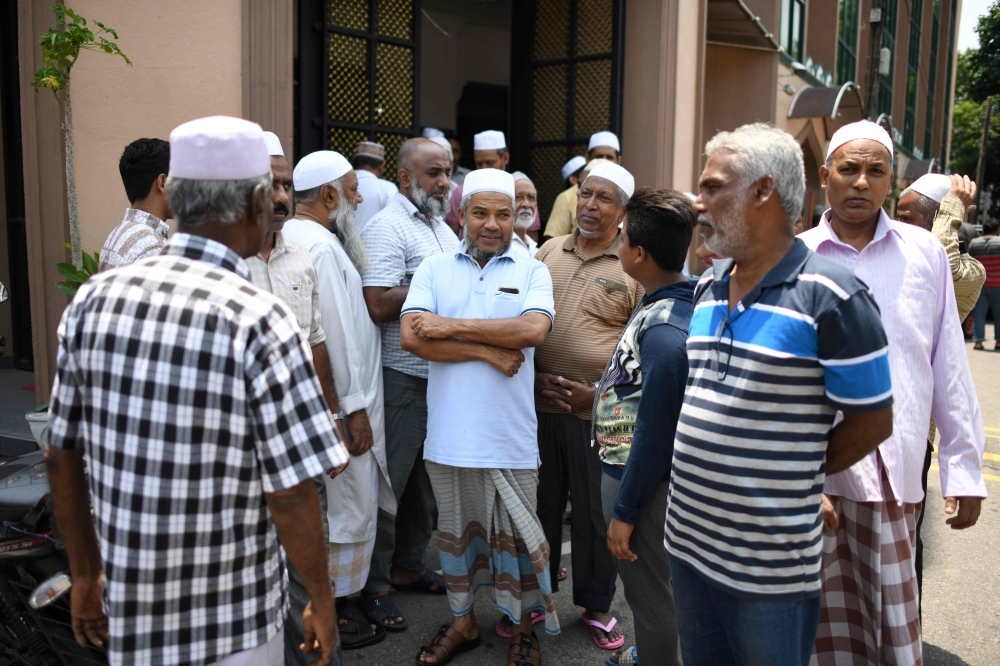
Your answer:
[800,120,987,666]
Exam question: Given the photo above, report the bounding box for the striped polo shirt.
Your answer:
[664,239,892,599]
[968,234,1000,287]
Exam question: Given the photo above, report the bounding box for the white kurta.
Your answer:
[283,217,396,544]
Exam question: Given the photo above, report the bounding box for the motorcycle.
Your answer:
[0,450,107,665]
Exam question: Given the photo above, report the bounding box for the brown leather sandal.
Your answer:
[508,631,542,666]
[415,624,482,665]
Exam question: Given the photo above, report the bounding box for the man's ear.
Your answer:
[398,168,412,190]
[156,173,168,194]
[322,183,340,210]
[615,154,622,165]
[819,164,830,190]
[501,152,510,170]
[754,175,777,206]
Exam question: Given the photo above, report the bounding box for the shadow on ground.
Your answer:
[923,643,973,666]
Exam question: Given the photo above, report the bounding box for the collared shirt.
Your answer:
[664,240,893,600]
[355,169,399,232]
[931,195,985,319]
[969,234,1000,287]
[98,208,169,272]
[544,184,579,237]
[245,230,326,348]
[48,233,348,666]
[534,230,644,419]
[361,192,460,378]
[801,210,987,503]
[401,249,554,469]
[510,230,539,258]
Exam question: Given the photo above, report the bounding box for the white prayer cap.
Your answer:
[511,171,532,183]
[561,156,587,180]
[293,150,353,191]
[463,168,515,202]
[422,127,445,139]
[428,136,453,158]
[474,130,507,151]
[826,120,894,161]
[583,158,606,174]
[169,116,269,180]
[584,161,634,198]
[588,131,620,152]
[262,131,284,157]
[908,174,952,203]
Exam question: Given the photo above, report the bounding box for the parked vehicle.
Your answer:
[0,450,106,665]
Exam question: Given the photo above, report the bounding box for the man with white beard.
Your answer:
[358,138,460,631]
[510,172,539,258]
[282,151,397,653]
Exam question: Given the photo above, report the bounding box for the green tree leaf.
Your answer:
[81,250,98,275]
[55,262,88,282]
[56,281,80,296]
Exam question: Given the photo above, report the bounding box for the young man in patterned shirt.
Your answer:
[594,188,696,666]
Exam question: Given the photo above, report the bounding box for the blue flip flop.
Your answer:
[606,645,638,666]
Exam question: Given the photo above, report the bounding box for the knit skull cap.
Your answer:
[422,127,445,139]
[474,130,507,151]
[908,173,952,203]
[293,150,352,191]
[262,131,284,157]
[588,131,620,152]
[826,120,894,161]
[354,141,385,160]
[585,161,634,198]
[463,168,515,202]
[561,156,587,180]
[169,116,269,180]
[511,171,532,183]
[428,136,453,159]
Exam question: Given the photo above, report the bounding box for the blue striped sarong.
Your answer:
[426,461,560,635]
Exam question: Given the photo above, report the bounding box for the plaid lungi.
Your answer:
[812,468,922,666]
[426,461,560,635]
[328,538,375,597]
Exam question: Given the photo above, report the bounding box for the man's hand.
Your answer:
[346,410,374,456]
[607,518,637,561]
[327,460,349,479]
[410,312,454,340]
[539,375,596,413]
[300,598,338,666]
[821,494,839,533]
[483,346,525,377]
[944,496,983,529]
[70,573,109,648]
[949,174,978,215]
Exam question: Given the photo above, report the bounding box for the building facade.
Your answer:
[1,0,963,399]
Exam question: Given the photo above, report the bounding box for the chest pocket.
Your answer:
[488,292,524,319]
[288,282,314,334]
[583,276,633,327]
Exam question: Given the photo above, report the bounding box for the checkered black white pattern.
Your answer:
[360,193,459,378]
[48,233,349,666]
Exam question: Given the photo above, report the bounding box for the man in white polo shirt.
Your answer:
[400,169,558,666]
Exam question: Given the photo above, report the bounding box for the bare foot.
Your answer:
[583,610,624,647]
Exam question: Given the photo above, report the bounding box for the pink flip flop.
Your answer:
[581,611,626,650]
[494,610,545,638]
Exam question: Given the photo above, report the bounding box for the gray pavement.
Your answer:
[342,325,1000,666]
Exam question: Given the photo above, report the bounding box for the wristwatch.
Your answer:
[331,411,347,422]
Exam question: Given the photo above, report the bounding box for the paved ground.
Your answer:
[0,368,39,455]
[342,325,1000,666]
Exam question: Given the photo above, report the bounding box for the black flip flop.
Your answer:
[339,616,387,650]
[359,594,408,632]
[392,569,447,595]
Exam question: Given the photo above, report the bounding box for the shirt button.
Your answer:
[479,277,483,281]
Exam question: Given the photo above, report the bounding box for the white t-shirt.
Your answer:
[401,249,554,469]
[355,170,398,232]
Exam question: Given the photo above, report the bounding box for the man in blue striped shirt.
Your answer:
[664,123,894,666]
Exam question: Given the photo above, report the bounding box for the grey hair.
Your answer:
[294,175,346,205]
[705,123,805,224]
[459,192,515,216]
[581,175,630,207]
[166,172,272,227]
[898,188,940,229]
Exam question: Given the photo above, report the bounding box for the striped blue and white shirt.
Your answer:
[664,239,892,599]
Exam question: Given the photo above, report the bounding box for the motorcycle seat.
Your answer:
[0,451,49,523]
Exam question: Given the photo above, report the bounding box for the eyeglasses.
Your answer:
[711,317,734,382]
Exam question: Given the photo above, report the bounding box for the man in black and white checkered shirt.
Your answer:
[45,116,349,666]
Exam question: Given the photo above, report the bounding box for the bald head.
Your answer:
[397,137,449,173]
[397,137,451,216]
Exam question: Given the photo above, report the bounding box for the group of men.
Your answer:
[47,114,985,666]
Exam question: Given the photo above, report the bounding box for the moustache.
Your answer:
[273,203,289,216]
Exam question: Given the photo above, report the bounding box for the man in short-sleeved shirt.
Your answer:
[400,169,558,663]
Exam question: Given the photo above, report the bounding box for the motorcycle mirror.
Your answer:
[0,281,7,302]
[28,572,72,609]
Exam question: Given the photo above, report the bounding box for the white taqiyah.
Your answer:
[826,120,894,161]
[511,171,531,183]
[561,156,587,180]
[293,150,353,191]
[474,130,507,151]
[588,131,620,152]
[262,131,284,157]
[908,173,952,203]
[463,168,515,202]
[428,136,453,159]
[422,127,445,139]
[585,161,634,199]
[169,116,270,180]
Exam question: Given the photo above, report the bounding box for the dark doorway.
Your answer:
[0,0,33,371]
[454,82,509,170]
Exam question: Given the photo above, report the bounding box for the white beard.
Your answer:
[328,202,369,275]
[700,190,750,262]
[515,207,535,230]
[411,181,450,218]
